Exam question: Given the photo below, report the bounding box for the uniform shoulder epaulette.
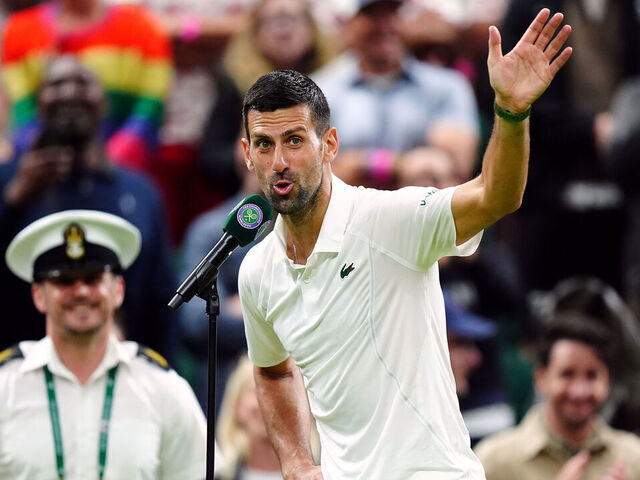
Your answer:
[136,344,171,371]
[0,344,23,368]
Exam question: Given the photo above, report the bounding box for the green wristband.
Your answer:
[494,101,531,122]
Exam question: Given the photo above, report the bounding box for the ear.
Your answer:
[112,275,126,310]
[241,137,254,171]
[323,127,339,164]
[533,367,548,396]
[32,283,47,314]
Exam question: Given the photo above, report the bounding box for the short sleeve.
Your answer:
[238,250,289,367]
[358,185,482,270]
[159,372,207,480]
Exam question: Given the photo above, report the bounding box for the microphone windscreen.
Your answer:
[223,194,274,247]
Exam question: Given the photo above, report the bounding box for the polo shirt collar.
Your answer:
[273,174,353,260]
[20,334,134,383]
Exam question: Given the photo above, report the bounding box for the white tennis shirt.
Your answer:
[0,335,207,480]
[239,175,487,479]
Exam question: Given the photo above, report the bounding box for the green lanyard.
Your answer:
[43,365,118,480]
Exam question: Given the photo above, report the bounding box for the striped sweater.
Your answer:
[1,2,172,170]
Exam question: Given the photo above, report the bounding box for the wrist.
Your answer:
[179,14,201,43]
[494,100,531,122]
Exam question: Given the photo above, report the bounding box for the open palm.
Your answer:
[489,9,572,113]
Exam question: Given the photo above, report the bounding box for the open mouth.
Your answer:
[273,180,294,196]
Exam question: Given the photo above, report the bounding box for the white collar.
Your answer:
[272,174,354,260]
[19,333,135,383]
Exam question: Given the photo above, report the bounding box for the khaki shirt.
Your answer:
[474,405,640,480]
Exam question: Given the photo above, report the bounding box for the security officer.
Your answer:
[0,209,206,479]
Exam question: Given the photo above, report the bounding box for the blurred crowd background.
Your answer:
[1,0,640,477]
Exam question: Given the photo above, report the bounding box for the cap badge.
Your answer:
[64,223,85,260]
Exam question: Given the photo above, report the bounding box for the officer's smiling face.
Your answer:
[242,103,338,219]
[32,271,124,339]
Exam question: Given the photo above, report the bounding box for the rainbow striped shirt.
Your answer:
[1,2,172,170]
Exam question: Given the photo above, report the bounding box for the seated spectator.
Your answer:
[0,55,178,363]
[547,276,640,435]
[313,0,480,187]
[223,0,339,95]
[179,136,265,412]
[475,314,640,479]
[216,355,284,480]
[445,292,515,446]
[1,0,172,171]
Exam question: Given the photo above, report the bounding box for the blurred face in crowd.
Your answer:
[32,270,124,340]
[448,333,483,397]
[349,1,404,74]
[38,56,104,146]
[535,340,610,432]
[255,0,315,70]
[242,104,337,218]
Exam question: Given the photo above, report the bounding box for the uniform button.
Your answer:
[303,277,310,284]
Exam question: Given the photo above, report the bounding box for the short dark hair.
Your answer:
[537,312,613,370]
[242,70,331,138]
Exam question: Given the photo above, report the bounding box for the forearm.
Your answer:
[254,361,316,477]
[479,107,530,216]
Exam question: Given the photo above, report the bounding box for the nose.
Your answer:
[272,144,289,173]
[59,80,82,100]
[567,378,592,399]
[70,279,92,296]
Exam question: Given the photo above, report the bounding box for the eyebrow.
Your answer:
[252,125,308,140]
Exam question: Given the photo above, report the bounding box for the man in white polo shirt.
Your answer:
[0,210,208,479]
[238,8,572,480]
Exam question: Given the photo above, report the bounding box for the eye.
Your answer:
[256,138,272,149]
[288,136,303,146]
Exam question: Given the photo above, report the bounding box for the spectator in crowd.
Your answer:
[106,0,253,243]
[313,0,480,187]
[215,355,285,480]
[546,276,640,435]
[445,292,515,446]
[475,314,640,479]
[0,55,178,363]
[1,0,172,171]
[498,0,640,293]
[0,209,206,479]
[223,0,340,95]
[179,137,265,411]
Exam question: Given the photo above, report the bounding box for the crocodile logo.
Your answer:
[340,263,355,279]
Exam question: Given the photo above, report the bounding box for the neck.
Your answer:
[49,326,111,385]
[359,57,402,76]
[284,171,332,265]
[544,404,595,450]
[243,436,282,471]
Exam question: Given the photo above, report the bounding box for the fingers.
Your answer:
[487,25,503,64]
[534,12,565,49]
[555,451,590,480]
[545,24,572,60]
[521,8,551,45]
[550,46,573,77]
[601,459,628,480]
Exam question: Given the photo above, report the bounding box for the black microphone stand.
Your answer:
[203,271,220,480]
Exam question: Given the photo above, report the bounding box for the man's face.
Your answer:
[38,57,104,145]
[242,104,337,217]
[32,270,125,339]
[536,340,610,431]
[255,0,314,69]
[349,2,404,73]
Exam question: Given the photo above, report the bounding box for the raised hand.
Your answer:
[488,8,572,113]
